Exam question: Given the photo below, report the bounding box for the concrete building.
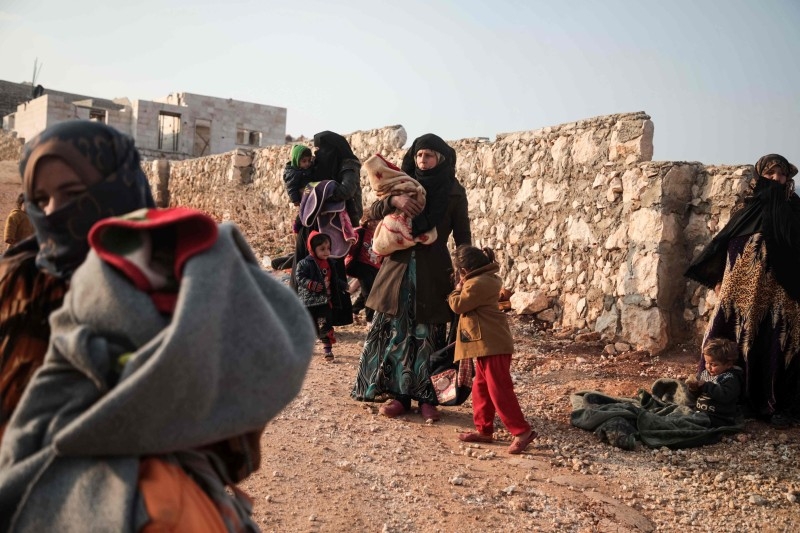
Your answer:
[0,80,287,160]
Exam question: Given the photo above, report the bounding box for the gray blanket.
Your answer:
[0,223,315,532]
[570,379,744,450]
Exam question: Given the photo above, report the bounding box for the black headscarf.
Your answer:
[400,133,457,236]
[686,154,800,301]
[19,120,156,279]
[312,131,358,182]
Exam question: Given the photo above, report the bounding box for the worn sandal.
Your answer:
[507,430,537,454]
[324,353,335,363]
[458,432,494,443]
[379,399,406,418]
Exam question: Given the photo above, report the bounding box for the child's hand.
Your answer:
[307,281,325,293]
[685,376,703,393]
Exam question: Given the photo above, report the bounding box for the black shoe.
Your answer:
[769,412,795,428]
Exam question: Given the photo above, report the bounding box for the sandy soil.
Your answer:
[244,317,799,533]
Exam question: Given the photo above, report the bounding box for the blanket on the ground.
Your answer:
[0,222,315,532]
[570,379,744,450]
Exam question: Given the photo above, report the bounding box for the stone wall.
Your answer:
[682,165,752,339]
[143,113,747,354]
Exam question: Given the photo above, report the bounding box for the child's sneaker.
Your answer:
[323,346,334,363]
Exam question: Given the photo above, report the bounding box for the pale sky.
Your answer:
[1,0,798,166]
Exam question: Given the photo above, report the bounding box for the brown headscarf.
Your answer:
[19,120,155,278]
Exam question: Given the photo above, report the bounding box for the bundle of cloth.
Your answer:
[570,378,744,450]
[0,207,315,532]
[363,154,437,256]
[299,180,357,258]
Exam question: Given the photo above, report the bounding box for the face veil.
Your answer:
[19,121,155,278]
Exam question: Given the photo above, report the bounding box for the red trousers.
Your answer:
[472,354,531,436]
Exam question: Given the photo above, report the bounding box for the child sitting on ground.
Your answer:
[448,245,537,454]
[362,153,437,255]
[296,231,345,362]
[685,337,744,426]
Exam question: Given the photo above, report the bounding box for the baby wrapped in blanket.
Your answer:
[363,154,437,256]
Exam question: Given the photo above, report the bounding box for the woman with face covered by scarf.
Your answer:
[290,131,361,326]
[0,121,315,531]
[351,133,471,421]
[686,153,800,427]
[0,120,155,440]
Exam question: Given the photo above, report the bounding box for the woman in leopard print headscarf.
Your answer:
[686,154,800,427]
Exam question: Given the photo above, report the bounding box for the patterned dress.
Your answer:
[351,255,446,405]
[703,233,800,418]
[0,251,66,440]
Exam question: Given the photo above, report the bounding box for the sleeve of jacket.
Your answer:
[295,258,312,288]
[369,197,394,221]
[701,373,742,405]
[282,168,303,205]
[450,191,471,246]
[330,163,360,203]
[448,281,482,315]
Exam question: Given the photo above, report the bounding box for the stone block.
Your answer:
[620,301,668,354]
[510,291,549,315]
[536,309,556,322]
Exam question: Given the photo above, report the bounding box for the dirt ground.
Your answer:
[245,317,799,533]
[1,161,797,532]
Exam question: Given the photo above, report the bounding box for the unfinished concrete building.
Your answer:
[0,80,287,160]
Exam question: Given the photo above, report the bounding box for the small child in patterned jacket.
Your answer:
[296,231,346,362]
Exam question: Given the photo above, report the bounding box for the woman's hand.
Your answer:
[391,195,424,218]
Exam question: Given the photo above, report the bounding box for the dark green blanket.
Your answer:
[570,379,744,450]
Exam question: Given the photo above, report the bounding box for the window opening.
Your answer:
[158,111,181,152]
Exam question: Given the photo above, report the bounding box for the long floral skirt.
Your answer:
[351,256,446,405]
